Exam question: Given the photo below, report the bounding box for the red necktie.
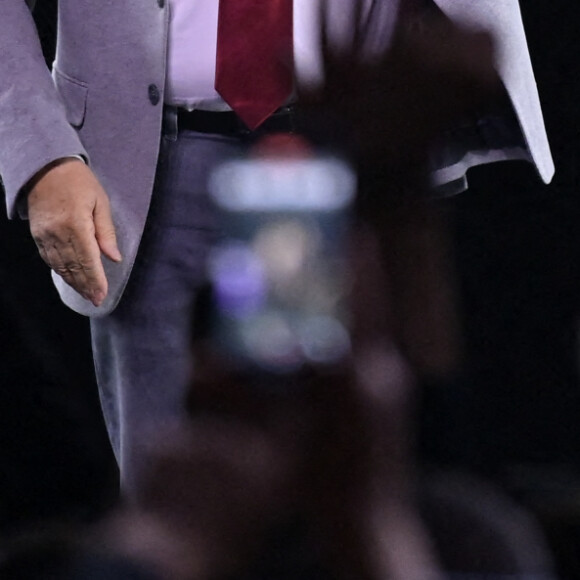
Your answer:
[215,0,294,130]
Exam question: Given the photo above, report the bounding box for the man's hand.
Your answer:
[27,158,122,306]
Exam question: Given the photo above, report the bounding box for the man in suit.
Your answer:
[0,0,553,492]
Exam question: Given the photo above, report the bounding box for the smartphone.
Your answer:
[206,143,356,377]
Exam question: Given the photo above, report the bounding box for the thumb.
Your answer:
[94,190,122,262]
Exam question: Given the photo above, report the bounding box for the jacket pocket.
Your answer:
[53,68,88,128]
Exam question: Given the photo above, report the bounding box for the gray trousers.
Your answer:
[90,112,245,493]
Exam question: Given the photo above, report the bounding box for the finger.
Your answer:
[351,0,371,56]
[63,240,108,307]
[348,225,394,344]
[93,190,122,263]
[44,222,109,306]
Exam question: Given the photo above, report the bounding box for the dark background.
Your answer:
[2,0,580,576]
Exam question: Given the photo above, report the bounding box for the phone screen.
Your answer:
[207,151,356,376]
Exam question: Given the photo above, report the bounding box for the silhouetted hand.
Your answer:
[297,0,500,211]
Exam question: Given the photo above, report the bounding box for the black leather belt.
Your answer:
[176,105,296,136]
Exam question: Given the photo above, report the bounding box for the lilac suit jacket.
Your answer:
[0,0,553,317]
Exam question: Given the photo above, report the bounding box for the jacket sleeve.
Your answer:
[0,0,87,219]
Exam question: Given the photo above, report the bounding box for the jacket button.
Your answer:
[157,0,165,7]
[148,84,160,106]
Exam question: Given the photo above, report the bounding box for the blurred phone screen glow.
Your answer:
[208,155,356,374]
